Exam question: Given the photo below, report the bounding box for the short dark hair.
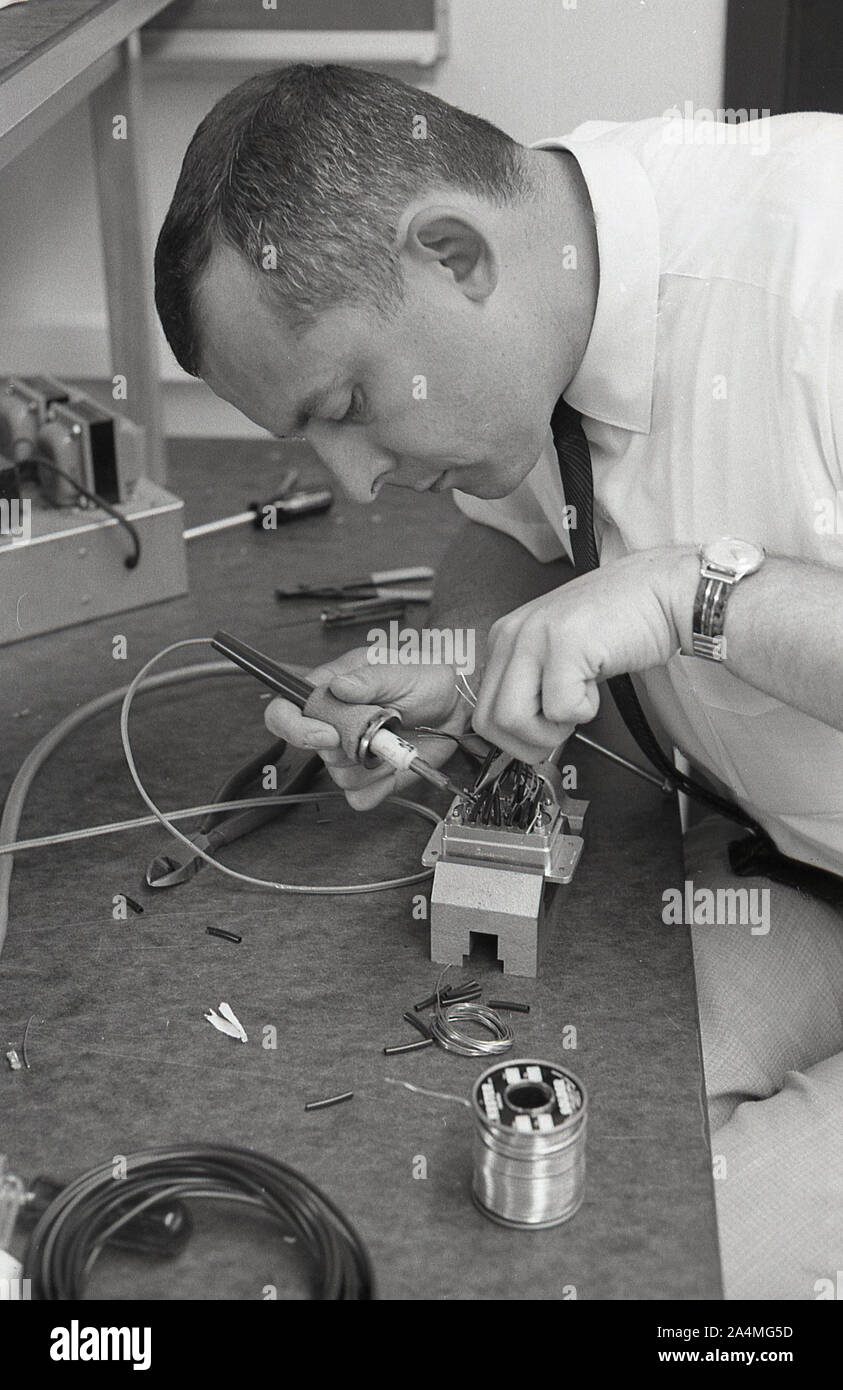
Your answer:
[154,64,528,376]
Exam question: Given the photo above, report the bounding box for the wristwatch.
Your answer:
[692,537,766,662]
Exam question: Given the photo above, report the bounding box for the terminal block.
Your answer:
[421,752,588,977]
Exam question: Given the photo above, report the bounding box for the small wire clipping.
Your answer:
[304,1091,354,1112]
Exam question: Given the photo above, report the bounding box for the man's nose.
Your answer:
[307,432,393,504]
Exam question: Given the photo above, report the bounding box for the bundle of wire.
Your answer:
[461,751,544,831]
[429,1001,515,1056]
[426,971,514,1057]
[23,1143,374,1300]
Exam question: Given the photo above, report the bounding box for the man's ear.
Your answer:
[397,205,498,302]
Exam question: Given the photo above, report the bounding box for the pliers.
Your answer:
[145,739,323,888]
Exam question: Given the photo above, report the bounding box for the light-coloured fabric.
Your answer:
[454,113,843,874]
[683,816,843,1300]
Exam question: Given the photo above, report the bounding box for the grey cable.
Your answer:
[0,659,437,963]
[0,792,438,855]
[119,640,438,896]
[0,661,235,961]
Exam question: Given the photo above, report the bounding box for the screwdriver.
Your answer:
[211,631,469,800]
[183,471,333,540]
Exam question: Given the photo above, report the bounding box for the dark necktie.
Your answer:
[550,395,843,902]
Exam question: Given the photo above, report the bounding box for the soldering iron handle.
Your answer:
[210,631,315,706]
[210,630,413,770]
[303,685,398,762]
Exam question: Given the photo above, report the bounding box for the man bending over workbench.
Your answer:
[154,65,843,1300]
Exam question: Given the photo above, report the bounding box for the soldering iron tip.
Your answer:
[410,756,469,801]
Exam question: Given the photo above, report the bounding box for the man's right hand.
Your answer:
[264,646,471,810]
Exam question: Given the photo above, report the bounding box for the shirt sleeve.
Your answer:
[452,434,574,565]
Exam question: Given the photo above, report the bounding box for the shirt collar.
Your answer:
[533,130,660,434]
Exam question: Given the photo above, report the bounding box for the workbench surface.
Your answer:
[0,439,721,1300]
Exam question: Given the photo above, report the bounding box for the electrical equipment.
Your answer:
[0,376,70,462]
[422,751,588,976]
[36,398,145,506]
[0,376,187,646]
[471,1059,587,1228]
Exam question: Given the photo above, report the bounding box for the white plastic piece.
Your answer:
[526,1065,543,1082]
[368,727,418,773]
[205,1002,247,1043]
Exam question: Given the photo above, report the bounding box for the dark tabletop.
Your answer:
[0,438,721,1300]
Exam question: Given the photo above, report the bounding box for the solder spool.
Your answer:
[471,1059,587,1229]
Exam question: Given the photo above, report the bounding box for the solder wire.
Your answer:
[429,1002,515,1057]
[417,968,514,1057]
[471,1062,588,1229]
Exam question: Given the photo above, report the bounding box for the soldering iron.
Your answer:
[211,631,468,802]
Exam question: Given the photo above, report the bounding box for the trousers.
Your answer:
[683,816,843,1300]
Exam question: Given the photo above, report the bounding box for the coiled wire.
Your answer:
[23,1143,374,1301]
[429,1001,514,1057]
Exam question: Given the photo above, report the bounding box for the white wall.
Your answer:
[0,0,727,436]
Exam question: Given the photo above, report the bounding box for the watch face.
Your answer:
[704,536,765,578]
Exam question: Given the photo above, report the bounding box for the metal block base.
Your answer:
[430,861,547,977]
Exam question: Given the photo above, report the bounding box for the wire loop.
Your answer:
[428,1001,514,1057]
[24,1143,374,1300]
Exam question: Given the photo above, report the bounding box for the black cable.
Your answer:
[23,1143,375,1300]
[13,442,141,569]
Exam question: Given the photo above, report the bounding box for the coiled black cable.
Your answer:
[23,1143,374,1301]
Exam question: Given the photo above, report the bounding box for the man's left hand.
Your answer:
[472,546,697,762]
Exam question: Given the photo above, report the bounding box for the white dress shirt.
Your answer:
[454,113,843,873]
